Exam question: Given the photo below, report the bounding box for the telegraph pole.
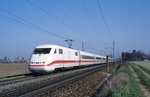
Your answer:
[106,55,109,73]
[113,41,115,61]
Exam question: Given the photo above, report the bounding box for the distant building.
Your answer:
[143,56,150,61]
[0,57,29,63]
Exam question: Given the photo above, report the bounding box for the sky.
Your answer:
[0,0,150,58]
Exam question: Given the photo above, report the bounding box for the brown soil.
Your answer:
[0,63,30,77]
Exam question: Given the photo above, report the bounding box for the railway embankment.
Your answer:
[92,62,145,97]
[0,64,110,97]
[130,62,150,97]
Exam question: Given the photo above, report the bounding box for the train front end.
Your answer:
[29,45,55,73]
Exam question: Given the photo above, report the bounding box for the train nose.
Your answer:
[29,61,46,73]
[29,66,46,73]
[29,62,55,73]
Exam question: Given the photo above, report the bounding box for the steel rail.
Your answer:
[0,64,108,97]
[21,64,107,97]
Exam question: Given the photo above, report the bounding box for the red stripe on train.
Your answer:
[30,60,106,66]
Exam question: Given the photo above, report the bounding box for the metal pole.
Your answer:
[113,41,115,58]
[113,41,115,62]
[106,55,109,73]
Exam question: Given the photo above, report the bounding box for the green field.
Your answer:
[130,61,150,92]
[98,62,145,97]
[131,61,150,80]
[131,61,150,71]
[109,62,145,97]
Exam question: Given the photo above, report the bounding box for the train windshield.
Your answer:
[33,48,51,54]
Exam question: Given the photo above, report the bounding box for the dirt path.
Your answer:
[129,65,150,97]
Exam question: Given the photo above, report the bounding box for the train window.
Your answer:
[96,57,102,60]
[33,48,51,54]
[103,58,106,60]
[54,49,57,54]
[82,55,94,59]
[75,52,78,56]
[59,49,63,54]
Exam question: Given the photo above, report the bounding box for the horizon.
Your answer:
[0,0,150,58]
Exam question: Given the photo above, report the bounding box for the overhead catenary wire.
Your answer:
[8,5,71,39]
[0,8,97,52]
[47,0,85,35]
[26,0,98,50]
[81,0,107,53]
[97,0,114,41]
[0,14,38,29]
[80,0,105,46]
[0,7,98,52]
[26,0,89,39]
[0,1,105,54]
[97,0,116,57]
[81,0,100,35]
[0,7,68,39]
[47,0,97,47]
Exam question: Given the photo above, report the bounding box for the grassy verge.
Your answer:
[130,64,150,90]
[93,62,144,97]
[110,62,144,97]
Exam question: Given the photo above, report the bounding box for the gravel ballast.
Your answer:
[42,65,115,97]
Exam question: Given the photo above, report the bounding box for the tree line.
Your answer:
[121,50,150,61]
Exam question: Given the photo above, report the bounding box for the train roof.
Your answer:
[35,44,106,58]
[35,44,78,51]
[35,44,55,48]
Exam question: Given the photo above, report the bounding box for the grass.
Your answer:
[131,61,150,78]
[130,63,150,90]
[110,62,145,97]
[136,65,150,78]
[131,61,150,71]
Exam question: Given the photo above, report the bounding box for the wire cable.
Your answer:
[0,7,68,39]
[0,1,104,55]
[48,0,96,45]
[97,0,114,41]
[26,0,88,37]
[26,0,98,49]
[81,0,99,34]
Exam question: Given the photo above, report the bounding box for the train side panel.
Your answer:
[50,46,80,69]
[29,44,111,74]
[79,51,95,66]
[63,48,80,67]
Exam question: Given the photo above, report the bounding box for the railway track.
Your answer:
[0,73,34,87]
[0,64,107,97]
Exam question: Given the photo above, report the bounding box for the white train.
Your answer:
[29,44,112,73]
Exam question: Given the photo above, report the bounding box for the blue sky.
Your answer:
[0,0,150,58]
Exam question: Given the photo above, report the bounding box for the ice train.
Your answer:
[29,44,113,73]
